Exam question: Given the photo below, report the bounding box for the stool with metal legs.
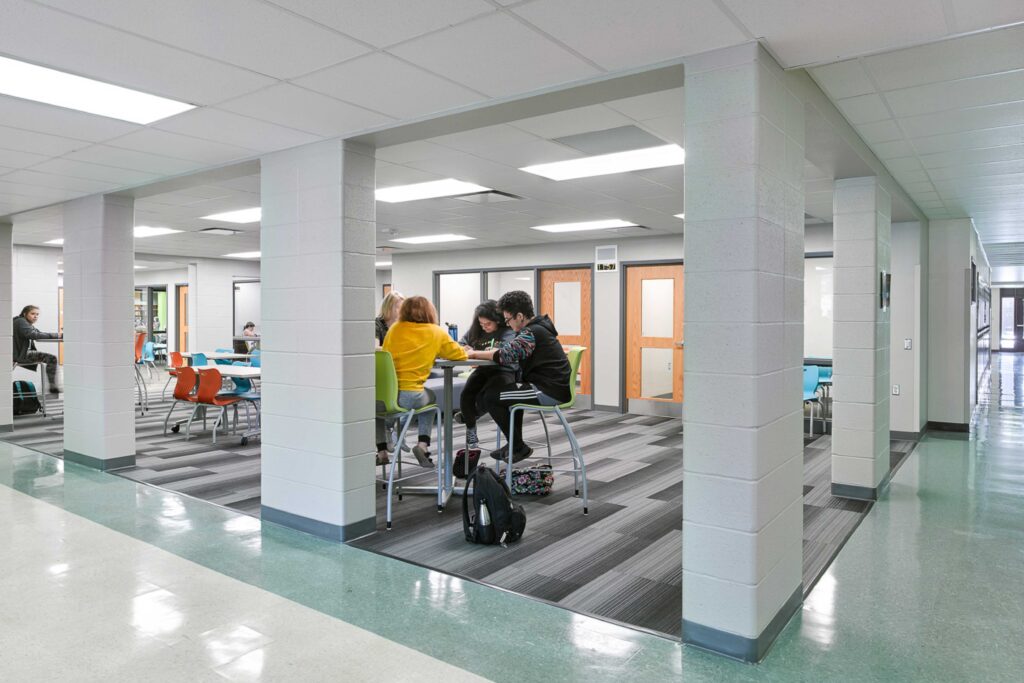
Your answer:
[375,351,444,530]
[13,362,49,417]
[497,347,588,515]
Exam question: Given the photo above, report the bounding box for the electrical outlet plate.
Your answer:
[904,338,912,350]
[892,384,900,395]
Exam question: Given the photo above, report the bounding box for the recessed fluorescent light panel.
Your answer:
[521,144,684,181]
[390,234,475,245]
[530,219,637,233]
[0,56,194,124]
[375,261,393,267]
[45,238,64,245]
[134,226,182,238]
[376,179,491,203]
[133,266,146,270]
[201,208,261,224]
[224,251,261,259]
[675,213,685,219]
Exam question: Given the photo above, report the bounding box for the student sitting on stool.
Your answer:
[13,305,62,394]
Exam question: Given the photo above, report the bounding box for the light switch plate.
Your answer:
[904,338,912,350]
[892,384,900,395]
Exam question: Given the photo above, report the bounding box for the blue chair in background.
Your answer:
[192,352,208,367]
[214,348,234,366]
[818,366,833,383]
[803,365,822,436]
[140,341,157,379]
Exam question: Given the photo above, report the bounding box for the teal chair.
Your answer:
[213,348,233,366]
[500,347,589,515]
[803,365,822,436]
[140,341,157,379]
[375,351,443,530]
[192,352,208,367]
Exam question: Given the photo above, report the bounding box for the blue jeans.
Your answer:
[376,388,436,447]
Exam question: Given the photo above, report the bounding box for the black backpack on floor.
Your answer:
[13,381,40,416]
[463,465,526,546]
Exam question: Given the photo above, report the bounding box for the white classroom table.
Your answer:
[183,364,261,379]
[181,352,251,362]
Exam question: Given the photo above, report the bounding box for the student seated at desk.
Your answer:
[466,290,571,464]
[456,300,514,450]
[379,296,467,467]
[375,291,404,348]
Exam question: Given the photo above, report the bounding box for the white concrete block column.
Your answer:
[62,194,136,470]
[0,222,12,432]
[831,178,891,499]
[682,42,805,662]
[260,139,377,541]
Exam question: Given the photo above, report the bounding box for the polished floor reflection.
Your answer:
[2,353,1024,680]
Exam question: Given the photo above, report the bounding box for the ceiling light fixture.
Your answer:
[375,261,393,267]
[530,219,638,233]
[675,213,685,219]
[201,208,261,224]
[375,179,491,203]
[223,251,261,259]
[134,226,182,238]
[45,238,64,245]
[521,144,684,181]
[390,234,475,245]
[134,266,146,270]
[0,56,194,124]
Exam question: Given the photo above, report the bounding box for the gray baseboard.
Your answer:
[925,421,969,433]
[63,450,135,471]
[627,399,682,418]
[0,423,13,433]
[261,505,376,542]
[683,585,802,662]
[890,428,924,441]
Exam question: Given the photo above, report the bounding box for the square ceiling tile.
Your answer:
[0,0,274,105]
[154,108,322,152]
[294,53,485,119]
[855,119,903,144]
[0,148,51,169]
[605,87,685,123]
[885,70,1024,118]
[513,0,746,70]
[0,95,141,142]
[25,159,162,186]
[512,105,634,139]
[219,84,394,137]
[1,169,118,193]
[0,126,89,157]
[389,13,601,98]
[911,124,1024,156]
[810,60,877,99]
[836,93,891,124]
[33,0,369,79]
[899,100,1024,140]
[64,145,205,175]
[266,0,494,47]
[107,129,257,165]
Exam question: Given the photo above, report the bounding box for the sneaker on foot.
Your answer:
[412,443,433,468]
[490,444,509,461]
[453,410,465,424]
[466,426,479,449]
[375,450,390,466]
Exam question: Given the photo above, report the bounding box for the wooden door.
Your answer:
[626,264,684,403]
[177,285,189,352]
[539,268,592,395]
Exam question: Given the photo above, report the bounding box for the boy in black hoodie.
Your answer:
[466,290,571,463]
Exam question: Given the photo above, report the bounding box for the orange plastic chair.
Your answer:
[194,368,241,444]
[134,332,146,363]
[162,351,185,399]
[163,366,198,436]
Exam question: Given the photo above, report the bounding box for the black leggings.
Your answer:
[480,381,561,451]
[459,367,511,429]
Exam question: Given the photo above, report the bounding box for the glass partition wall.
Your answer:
[436,268,538,341]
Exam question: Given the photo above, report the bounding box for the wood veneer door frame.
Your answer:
[538,268,593,396]
[625,263,684,403]
[176,284,189,352]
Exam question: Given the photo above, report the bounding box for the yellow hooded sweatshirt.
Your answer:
[383,321,468,392]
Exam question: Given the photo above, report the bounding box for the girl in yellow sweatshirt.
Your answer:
[379,296,467,466]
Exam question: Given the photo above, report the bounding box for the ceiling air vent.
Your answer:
[452,190,522,204]
[198,227,240,236]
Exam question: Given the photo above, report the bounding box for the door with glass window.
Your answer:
[539,269,592,396]
[1001,288,1024,352]
[625,264,684,414]
[177,285,189,352]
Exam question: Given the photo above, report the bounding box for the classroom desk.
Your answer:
[181,352,251,363]
[168,365,261,443]
[435,358,496,501]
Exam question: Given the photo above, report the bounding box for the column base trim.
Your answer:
[64,450,135,471]
[261,505,376,542]
[891,429,924,441]
[0,424,13,433]
[925,421,969,433]
[682,585,802,662]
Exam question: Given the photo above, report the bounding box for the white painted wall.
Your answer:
[233,280,261,335]
[889,221,928,434]
[12,245,62,385]
[186,259,260,353]
[134,267,187,352]
[375,268,391,301]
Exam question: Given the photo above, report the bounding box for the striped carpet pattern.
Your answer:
[2,383,916,638]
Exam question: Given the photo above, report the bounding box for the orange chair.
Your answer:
[162,351,185,399]
[134,331,146,363]
[194,368,241,444]
[163,366,198,436]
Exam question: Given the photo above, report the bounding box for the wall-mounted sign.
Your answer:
[595,245,618,273]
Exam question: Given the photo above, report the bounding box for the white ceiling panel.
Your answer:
[0,0,275,105]
[106,129,257,165]
[63,146,205,176]
[947,0,1024,34]
[294,53,486,119]
[0,126,90,157]
[0,169,119,194]
[0,96,141,142]
[919,144,1024,170]
[807,60,876,100]
[266,0,494,48]
[855,120,903,144]
[511,105,635,139]
[218,84,394,137]
[30,159,162,187]
[512,0,746,71]
[721,0,948,68]
[883,70,1024,118]
[605,88,686,122]
[153,109,321,152]
[835,94,891,124]
[900,101,1024,140]
[0,149,51,169]
[389,13,601,98]
[34,0,370,79]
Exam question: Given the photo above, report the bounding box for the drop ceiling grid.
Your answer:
[810,23,1024,260]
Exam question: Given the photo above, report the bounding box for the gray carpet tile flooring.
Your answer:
[2,380,918,639]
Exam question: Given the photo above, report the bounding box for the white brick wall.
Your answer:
[0,223,12,429]
[682,43,804,642]
[260,139,376,537]
[832,178,891,491]
[62,195,136,464]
